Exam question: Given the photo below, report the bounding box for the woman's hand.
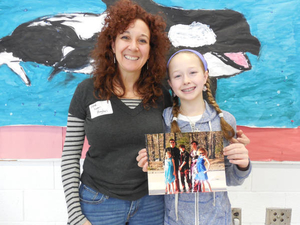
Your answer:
[223,143,250,170]
[83,220,92,225]
[136,148,148,172]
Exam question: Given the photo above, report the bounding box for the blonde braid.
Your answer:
[205,80,235,140]
[171,96,181,133]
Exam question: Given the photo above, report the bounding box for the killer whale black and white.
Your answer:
[0,0,260,87]
[0,13,106,86]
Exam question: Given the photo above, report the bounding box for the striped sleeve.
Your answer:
[61,113,87,225]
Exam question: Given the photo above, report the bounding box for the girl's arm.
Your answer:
[223,112,252,186]
[204,157,210,173]
[172,158,176,175]
[61,113,88,225]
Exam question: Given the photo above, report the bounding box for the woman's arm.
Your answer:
[137,148,149,172]
[61,113,88,225]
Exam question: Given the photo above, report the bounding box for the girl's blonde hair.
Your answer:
[168,50,235,140]
[197,147,208,157]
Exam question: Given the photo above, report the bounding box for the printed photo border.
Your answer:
[146,131,227,195]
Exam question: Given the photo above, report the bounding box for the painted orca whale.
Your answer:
[0,0,260,88]
[103,0,261,77]
[0,13,106,86]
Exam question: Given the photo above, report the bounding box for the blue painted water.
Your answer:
[0,0,299,127]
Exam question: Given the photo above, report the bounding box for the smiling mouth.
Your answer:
[125,55,139,61]
[182,87,196,93]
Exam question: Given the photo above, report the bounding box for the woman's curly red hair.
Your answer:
[91,0,170,107]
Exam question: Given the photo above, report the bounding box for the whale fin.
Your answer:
[48,67,62,81]
[0,52,31,86]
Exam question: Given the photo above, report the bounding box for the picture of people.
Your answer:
[165,139,180,192]
[146,131,226,195]
[193,148,212,192]
[178,144,192,193]
[190,140,198,191]
[164,151,176,194]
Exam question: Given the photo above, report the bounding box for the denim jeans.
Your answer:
[79,184,164,225]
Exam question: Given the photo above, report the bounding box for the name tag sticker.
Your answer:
[89,100,113,119]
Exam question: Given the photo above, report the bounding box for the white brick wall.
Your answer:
[228,161,300,225]
[0,160,299,225]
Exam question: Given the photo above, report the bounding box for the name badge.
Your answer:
[89,100,113,119]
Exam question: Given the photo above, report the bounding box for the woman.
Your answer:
[61,1,171,224]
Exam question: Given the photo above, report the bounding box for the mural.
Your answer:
[1,0,299,129]
[0,0,299,163]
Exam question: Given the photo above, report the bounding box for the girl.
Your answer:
[194,148,212,193]
[162,49,251,224]
[165,151,176,194]
[137,49,251,224]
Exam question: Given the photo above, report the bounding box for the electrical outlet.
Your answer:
[232,208,242,225]
[265,208,292,225]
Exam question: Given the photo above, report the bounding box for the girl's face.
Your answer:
[166,152,171,159]
[197,150,205,156]
[112,19,150,76]
[168,52,208,104]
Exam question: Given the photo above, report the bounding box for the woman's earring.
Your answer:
[114,56,116,64]
[203,85,207,91]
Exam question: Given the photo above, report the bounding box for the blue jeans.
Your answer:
[79,184,164,225]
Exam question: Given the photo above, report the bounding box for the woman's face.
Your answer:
[112,19,150,76]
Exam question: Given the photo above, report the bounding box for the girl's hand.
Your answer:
[223,143,249,170]
[231,130,250,146]
[136,148,148,172]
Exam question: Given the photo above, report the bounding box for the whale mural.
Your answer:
[0,0,299,161]
[0,1,260,87]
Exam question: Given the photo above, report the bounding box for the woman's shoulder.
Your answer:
[73,78,94,96]
[77,77,93,88]
[161,85,172,108]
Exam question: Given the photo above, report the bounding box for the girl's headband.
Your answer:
[167,49,208,71]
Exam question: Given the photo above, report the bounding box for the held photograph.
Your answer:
[146,131,226,195]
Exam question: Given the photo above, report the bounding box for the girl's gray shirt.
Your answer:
[163,101,252,225]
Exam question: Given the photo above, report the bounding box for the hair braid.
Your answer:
[171,95,181,133]
[205,80,235,140]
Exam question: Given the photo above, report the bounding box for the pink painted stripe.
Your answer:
[0,126,89,159]
[0,125,299,161]
[224,52,250,68]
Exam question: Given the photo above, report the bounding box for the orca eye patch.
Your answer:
[168,21,216,48]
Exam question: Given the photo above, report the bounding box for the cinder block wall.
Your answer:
[0,160,299,225]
